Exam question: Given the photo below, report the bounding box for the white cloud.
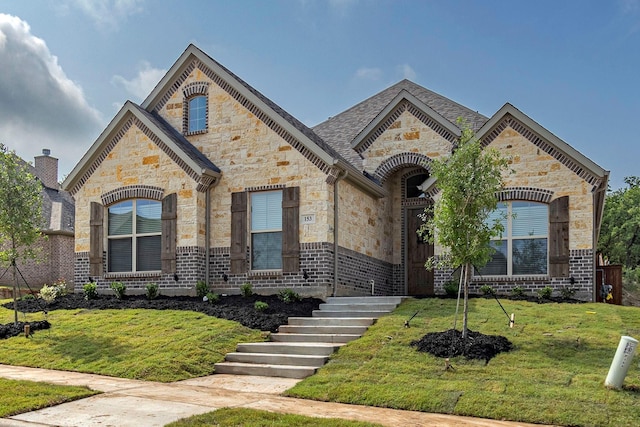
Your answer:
[112,61,166,101]
[62,0,145,30]
[397,64,417,80]
[355,67,382,81]
[0,14,104,178]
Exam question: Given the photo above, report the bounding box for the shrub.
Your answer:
[559,286,576,299]
[443,280,458,296]
[145,282,159,300]
[52,279,68,297]
[537,286,553,300]
[479,284,495,296]
[240,282,253,297]
[21,293,35,300]
[39,284,58,303]
[254,301,268,311]
[278,288,301,303]
[195,280,209,298]
[205,292,220,303]
[510,286,525,297]
[110,282,126,300]
[83,282,98,300]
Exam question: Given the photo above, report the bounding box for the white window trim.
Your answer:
[249,190,283,272]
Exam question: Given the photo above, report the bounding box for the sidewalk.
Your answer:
[0,365,545,427]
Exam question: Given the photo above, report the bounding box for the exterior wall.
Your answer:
[3,233,74,291]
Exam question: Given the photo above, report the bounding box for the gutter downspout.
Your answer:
[333,170,348,297]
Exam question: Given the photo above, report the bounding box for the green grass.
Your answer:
[165,407,383,427]
[0,303,264,382]
[287,298,640,427]
[0,378,98,417]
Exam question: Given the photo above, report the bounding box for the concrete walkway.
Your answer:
[0,365,545,427]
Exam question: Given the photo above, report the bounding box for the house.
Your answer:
[62,44,608,301]
[0,149,75,294]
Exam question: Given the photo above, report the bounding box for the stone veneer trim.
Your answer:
[182,81,210,136]
[374,152,432,184]
[497,187,554,204]
[101,185,165,205]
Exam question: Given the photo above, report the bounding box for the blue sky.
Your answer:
[1,0,638,189]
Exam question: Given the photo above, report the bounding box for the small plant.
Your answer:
[21,293,35,300]
[110,282,126,300]
[240,282,253,297]
[559,286,576,299]
[479,284,495,296]
[205,292,220,303]
[145,282,159,300]
[278,288,301,303]
[511,286,525,297]
[52,279,68,297]
[254,300,268,311]
[83,282,98,300]
[39,284,58,303]
[537,286,553,300]
[443,280,458,296]
[195,280,209,298]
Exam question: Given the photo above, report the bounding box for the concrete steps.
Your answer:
[214,296,405,379]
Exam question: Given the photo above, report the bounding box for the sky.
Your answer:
[0,0,638,190]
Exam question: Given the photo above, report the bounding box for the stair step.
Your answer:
[312,310,391,318]
[214,362,317,379]
[225,352,329,367]
[319,303,398,312]
[326,296,405,304]
[270,333,361,343]
[287,317,375,326]
[278,325,369,335]
[236,342,342,355]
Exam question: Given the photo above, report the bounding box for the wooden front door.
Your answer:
[406,207,434,296]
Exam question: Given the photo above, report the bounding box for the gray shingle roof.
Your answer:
[312,79,489,170]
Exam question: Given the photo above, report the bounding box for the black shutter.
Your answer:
[230,192,247,274]
[549,196,570,277]
[161,193,177,274]
[282,187,300,273]
[89,202,104,277]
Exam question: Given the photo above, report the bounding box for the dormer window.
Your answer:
[182,81,209,135]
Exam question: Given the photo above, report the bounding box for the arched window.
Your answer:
[478,201,548,276]
[187,95,207,133]
[108,199,162,272]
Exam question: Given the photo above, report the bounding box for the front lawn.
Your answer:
[287,298,640,427]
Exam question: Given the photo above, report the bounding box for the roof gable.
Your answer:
[63,101,220,196]
[478,103,608,189]
[351,89,462,155]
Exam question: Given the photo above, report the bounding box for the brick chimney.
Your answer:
[34,149,59,190]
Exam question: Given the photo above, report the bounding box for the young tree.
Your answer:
[0,144,44,325]
[418,123,510,341]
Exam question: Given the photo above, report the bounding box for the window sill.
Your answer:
[248,270,282,279]
[472,275,550,283]
[105,271,162,280]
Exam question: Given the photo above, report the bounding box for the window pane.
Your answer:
[477,240,507,276]
[137,235,161,271]
[251,191,282,231]
[485,202,507,232]
[136,200,161,234]
[513,238,548,275]
[252,232,282,270]
[512,202,547,237]
[108,201,132,235]
[108,238,132,272]
[188,96,206,132]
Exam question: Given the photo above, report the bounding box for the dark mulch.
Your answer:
[0,320,51,339]
[2,293,322,334]
[411,328,514,363]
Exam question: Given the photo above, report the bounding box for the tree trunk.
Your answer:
[462,262,471,342]
[12,261,18,325]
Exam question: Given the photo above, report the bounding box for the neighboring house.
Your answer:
[62,44,608,301]
[1,150,75,291]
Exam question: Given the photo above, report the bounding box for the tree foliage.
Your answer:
[0,144,44,263]
[598,177,640,268]
[418,123,510,339]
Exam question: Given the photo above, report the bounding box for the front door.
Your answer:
[406,207,434,296]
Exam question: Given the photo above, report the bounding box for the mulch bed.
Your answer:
[2,293,323,335]
[0,320,51,339]
[411,328,514,363]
